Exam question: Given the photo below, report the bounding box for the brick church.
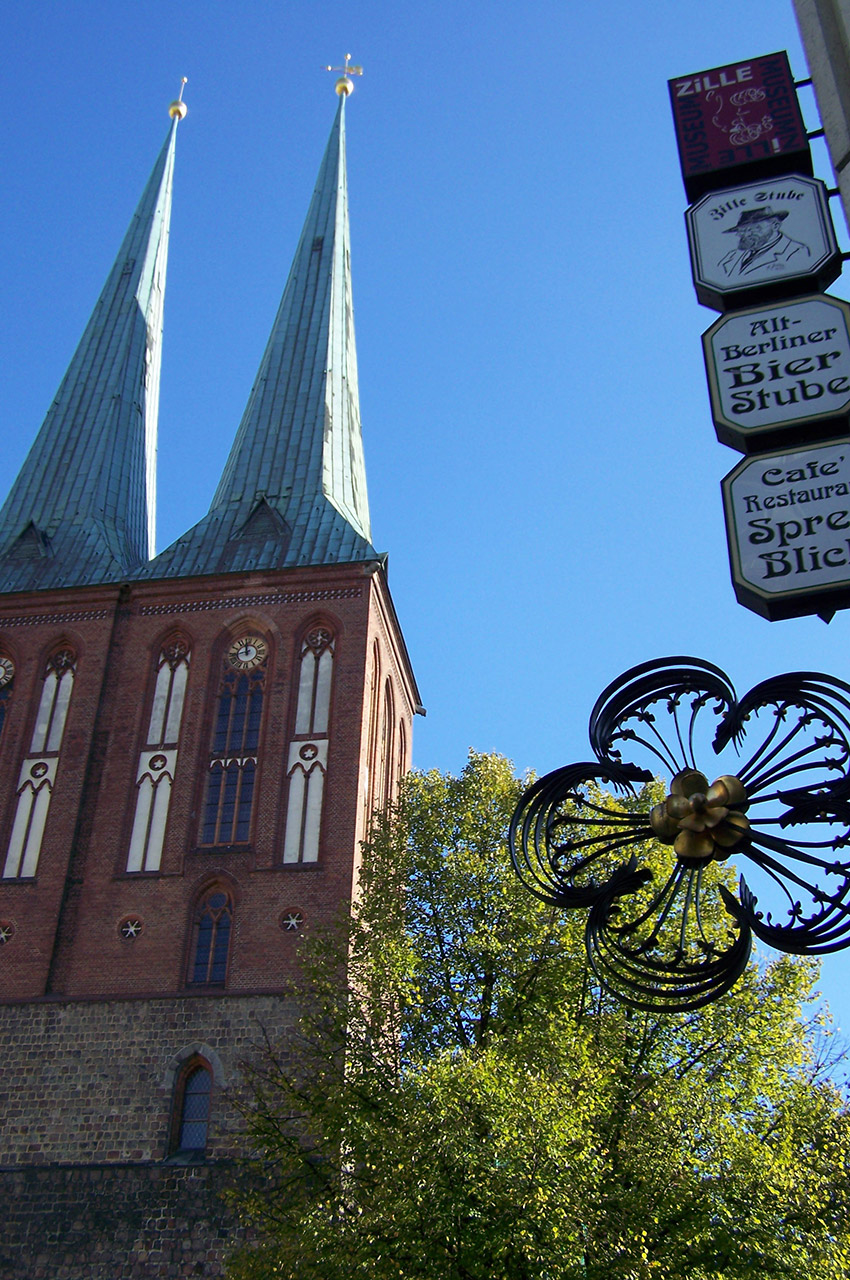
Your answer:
[0,81,420,1276]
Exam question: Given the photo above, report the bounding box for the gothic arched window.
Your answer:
[379,679,395,811]
[127,634,191,873]
[200,634,268,847]
[365,641,381,817]
[187,888,233,987]
[283,625,335,864]
[170,1056,213,1155]
[4,646,75,879]
[398,718,408,790]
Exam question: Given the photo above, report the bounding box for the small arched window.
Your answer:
[187,889,233,987]
[170,1057,213,1156]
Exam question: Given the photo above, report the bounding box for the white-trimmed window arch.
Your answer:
[126,631,192,873]
[4,643,76,879]
[282,620,336,864]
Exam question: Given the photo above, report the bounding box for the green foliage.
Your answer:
[228,753,850,1280]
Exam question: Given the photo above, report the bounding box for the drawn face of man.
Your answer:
[737,217,781,252]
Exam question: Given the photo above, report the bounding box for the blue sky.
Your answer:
[5,0,850,1025]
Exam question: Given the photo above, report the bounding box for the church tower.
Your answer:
[0,83,419,1278]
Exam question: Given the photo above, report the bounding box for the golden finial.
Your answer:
[169,77,188,120]
[324,53,363,96]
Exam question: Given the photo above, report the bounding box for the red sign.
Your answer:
[670,52,812,202]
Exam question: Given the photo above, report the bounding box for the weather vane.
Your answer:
[325,53,363,97]
[509,656,850,1012]
[169,77,188,120]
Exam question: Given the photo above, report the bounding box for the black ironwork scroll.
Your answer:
[509,657,850,1012]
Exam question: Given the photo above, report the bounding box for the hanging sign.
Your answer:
[686,175,840,311]
[669,51,812,202]
[703,295,850,453]
[722,438,850,619]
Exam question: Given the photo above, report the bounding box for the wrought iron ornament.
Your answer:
[509,657,850,1012]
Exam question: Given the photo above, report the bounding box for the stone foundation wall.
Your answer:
[0,1161,245,1278]
[0,992,295,1275]
[0,993,297,1164]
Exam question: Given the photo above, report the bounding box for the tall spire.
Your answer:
[148,94,378,580]
[0,110,181,593]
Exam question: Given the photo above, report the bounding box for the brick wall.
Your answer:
[0,566,416,1004]
[0,564,418,1275]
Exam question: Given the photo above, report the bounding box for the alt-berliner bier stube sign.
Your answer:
[703,294,850,452]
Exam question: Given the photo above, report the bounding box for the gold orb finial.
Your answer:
[169,77,188,120]
[325,53,363,96]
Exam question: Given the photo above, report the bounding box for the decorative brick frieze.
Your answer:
[140,587,362,616]
[0,610,111,627]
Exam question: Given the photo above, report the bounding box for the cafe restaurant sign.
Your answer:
[722,438,850,620]
[703,295,850,453]
[686,174,840,311]
[670,51,812,202]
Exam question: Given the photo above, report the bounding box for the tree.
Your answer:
[228,753,850,1279]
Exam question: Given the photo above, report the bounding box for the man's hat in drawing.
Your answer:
[723,207,790,232]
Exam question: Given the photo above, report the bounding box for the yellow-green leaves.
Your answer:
[228,754,850,1280]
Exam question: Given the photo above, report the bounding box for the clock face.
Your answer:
[227,635,268,671]
[0,657,14,687]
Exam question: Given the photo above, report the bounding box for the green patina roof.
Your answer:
[147,95,379,580]
[0,118,179,593]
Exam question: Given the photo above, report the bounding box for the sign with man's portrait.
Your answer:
[686,175,840,311]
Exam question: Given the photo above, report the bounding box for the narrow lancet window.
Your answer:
[127,635,191,873]
[365,641,381,819]
[398,719,408,791]
[379,680,395,811]
[187,889,233,987]
[4,647,75,878]
[283,626,335,864]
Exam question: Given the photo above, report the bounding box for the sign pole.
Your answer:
[793,0,850,234]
